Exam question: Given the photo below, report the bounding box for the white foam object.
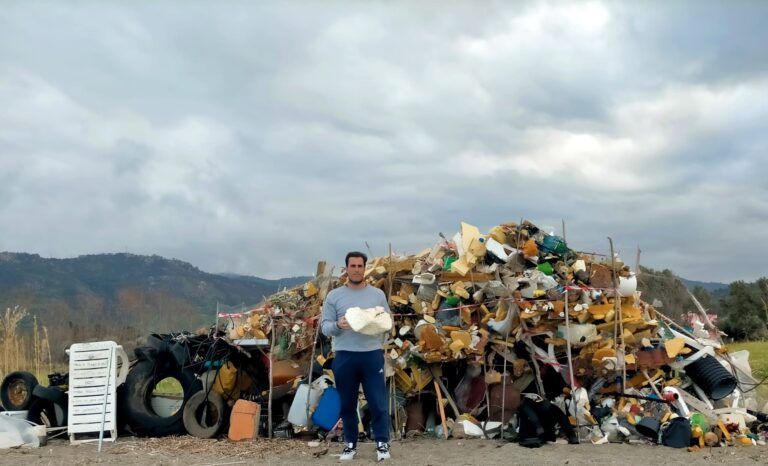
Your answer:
[618,275,637,297]
[345,306,392,335]
[459,420,485,437]
[558,324,597,346]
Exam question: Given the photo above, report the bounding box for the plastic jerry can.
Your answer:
[311,387,341,430]
[287,383,320,427]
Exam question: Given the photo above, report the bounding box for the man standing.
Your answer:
[321,251,391,461]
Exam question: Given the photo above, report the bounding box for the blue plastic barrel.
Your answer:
[311,387,341,430]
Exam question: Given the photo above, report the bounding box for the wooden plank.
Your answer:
[72,360,110,369]
[71,395,115,405]
[70,385,114,396]
[439,272,494,282]
[69,412,115,425]
[72,405,114,416]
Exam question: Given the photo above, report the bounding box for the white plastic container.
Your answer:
[0,411,29,421]
[287,375,332,427]
[287,383,315,427]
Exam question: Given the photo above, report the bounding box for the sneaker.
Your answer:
[376,442,391,461]
[340,443,357,461]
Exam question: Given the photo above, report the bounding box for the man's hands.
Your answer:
[337,315,351,330]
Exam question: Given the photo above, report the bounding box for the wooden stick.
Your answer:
[608,237,627,392]
[520,320,545,396]
[387,243,394,305]
[499,326,510,443]
[430,366,461,418]
[434,380,449,440]
[642,370,663,399]
[268,319,276,438]
[481,357,492,419]
[562,222,578,441]
[304,264,334,426]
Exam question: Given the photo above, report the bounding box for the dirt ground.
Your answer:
[2,436,768,466]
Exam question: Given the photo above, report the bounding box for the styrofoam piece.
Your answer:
[485,238,510,262]
[558,324,597,346]
[458,420,485,437]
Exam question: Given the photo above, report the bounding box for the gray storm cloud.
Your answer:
[1,1,766,282]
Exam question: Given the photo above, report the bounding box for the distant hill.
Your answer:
[0,251,736,360]
[0,252,311,356]
[679,278,729,293]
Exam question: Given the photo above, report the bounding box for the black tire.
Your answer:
[31,385,68,427]
[120,357,201,437]
[183,390,227,439]
[26,398,66,428]
[1,371,39,411]
[32,385,68,406]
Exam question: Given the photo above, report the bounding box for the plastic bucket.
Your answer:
[635,417,660,441]
[661,417,691,448]
[685,354,737,400]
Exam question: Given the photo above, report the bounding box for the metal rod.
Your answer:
[97,345,114,452]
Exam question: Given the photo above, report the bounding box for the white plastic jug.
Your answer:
[287,383,314,427]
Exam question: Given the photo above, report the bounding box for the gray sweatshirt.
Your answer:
[321,285,391,352]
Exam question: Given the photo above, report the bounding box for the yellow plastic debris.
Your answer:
[664,337,686,358]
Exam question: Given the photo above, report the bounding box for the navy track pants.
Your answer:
[332,349,390,445]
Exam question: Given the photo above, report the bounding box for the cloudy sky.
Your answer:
[1,1,766,283]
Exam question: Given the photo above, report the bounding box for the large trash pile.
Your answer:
[2,219,766,450]
[225,220,767,448]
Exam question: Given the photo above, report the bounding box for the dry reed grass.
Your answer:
[0,305,53,383]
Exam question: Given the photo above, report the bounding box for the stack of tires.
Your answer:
[120,341,202,437]
[0,371,68,428]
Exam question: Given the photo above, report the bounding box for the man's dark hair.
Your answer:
[345,251,368,267]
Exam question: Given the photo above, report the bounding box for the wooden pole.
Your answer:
[608,237,627,393]
[642,370,663,399]
[430,366,461,418]
[434,380,449,440]
[498,325,511,442]
[304,262,331,427]
[563,264,579,441]
[268,319,276,438]
[387,243,394,305]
